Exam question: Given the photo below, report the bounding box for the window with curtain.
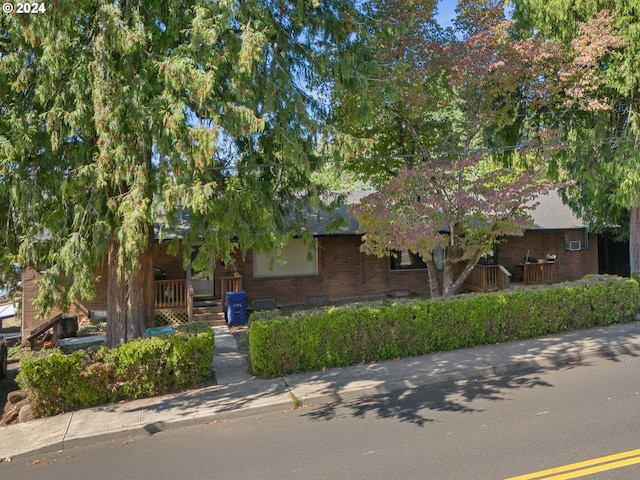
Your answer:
[253,238,318,278]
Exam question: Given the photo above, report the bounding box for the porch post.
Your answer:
[186,263,194,322]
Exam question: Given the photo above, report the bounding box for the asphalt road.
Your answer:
[2,353,640,480]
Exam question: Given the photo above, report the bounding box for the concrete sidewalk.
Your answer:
[2,321,640,460]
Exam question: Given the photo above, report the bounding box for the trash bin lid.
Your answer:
[226,290,247,300]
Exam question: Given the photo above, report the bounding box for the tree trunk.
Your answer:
[441,260,455,298]
[129,226,155,331]
[440,250,486,298]
[426,259,441,298]
[106,235,129,347]
[630,205,640,275]
[449,250,486,295]
[105,231,154,347]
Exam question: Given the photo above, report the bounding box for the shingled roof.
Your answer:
[305,189,587,236]
[528,190,586,230]
[153,189,586,240]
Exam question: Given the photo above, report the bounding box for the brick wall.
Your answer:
[21,262,109,336]
[228,235,430,308]
[22,229,601,333]
[235,231,599,307]
[498,230,598,282]
[152,241,187,280]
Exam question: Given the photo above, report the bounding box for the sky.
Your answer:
[435,0,514,27]
[436,0,458,28]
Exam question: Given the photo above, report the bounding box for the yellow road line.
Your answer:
[505,448,640,480]
[544,455,640,479]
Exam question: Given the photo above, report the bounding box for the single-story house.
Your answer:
[222,189,598,306]
[20,190,598,336]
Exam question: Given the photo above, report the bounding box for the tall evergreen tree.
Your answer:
[0,0,367,345]
[512,1,637,271]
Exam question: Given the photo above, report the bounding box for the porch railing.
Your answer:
[185,269,194,322]
[523,262,555,286]
[221,274,243,308]
[463,265,511,293]
[154,279,189,309]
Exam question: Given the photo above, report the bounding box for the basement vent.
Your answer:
[566,240,582,251]
[252,299,276,311]
[388,290,410,298]
[306,295,329,307]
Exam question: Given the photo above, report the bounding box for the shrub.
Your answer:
[249,276,640,377]
[16,349,111,417]
[17,326,214,417]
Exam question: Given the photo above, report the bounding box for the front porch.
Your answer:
[153,273,244,327]
[462,262,557,293]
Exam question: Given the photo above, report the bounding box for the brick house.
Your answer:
[491,190,597,284]
[233,190,598,307]
[20,190,598,335]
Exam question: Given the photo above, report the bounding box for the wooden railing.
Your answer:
[154,279,189,309]
[221,274,243,308]
[185,268,194,322]
[463,265,511,293]
[26,313,63,349]
[523,262,555,286]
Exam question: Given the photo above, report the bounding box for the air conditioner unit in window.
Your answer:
[567,240,582,251]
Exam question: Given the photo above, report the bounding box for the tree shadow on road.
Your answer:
[295,324,640,427]
[300,364,571,427]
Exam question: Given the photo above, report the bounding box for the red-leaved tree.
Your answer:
[344,1,617,298]
[351,158,552,297]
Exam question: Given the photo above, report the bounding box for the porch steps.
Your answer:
[192,298,226,327]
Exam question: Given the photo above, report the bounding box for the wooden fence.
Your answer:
[463,265,512,293]
[523,262,555,286]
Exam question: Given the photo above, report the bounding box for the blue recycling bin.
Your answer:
[226,291,248,326]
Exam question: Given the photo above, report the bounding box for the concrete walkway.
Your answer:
[211,326,253,385]
[2,321,640,460]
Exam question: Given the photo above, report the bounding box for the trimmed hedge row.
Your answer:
[17,324,214,417]
[248,276,640,377]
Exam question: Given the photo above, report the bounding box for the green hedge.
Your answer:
[17,324,214,417]
[249,276,640,377]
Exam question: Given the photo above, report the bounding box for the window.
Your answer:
[390,247,445,270]
[564,229,588,251]
[390,248,428,271]
[253,238,318,278]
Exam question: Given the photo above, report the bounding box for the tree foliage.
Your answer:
[512,1,639,269]
[0,0,368,344]
[339,0,586,296]
[352,158,552,297]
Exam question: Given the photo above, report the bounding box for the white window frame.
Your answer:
[564,228,589,250]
